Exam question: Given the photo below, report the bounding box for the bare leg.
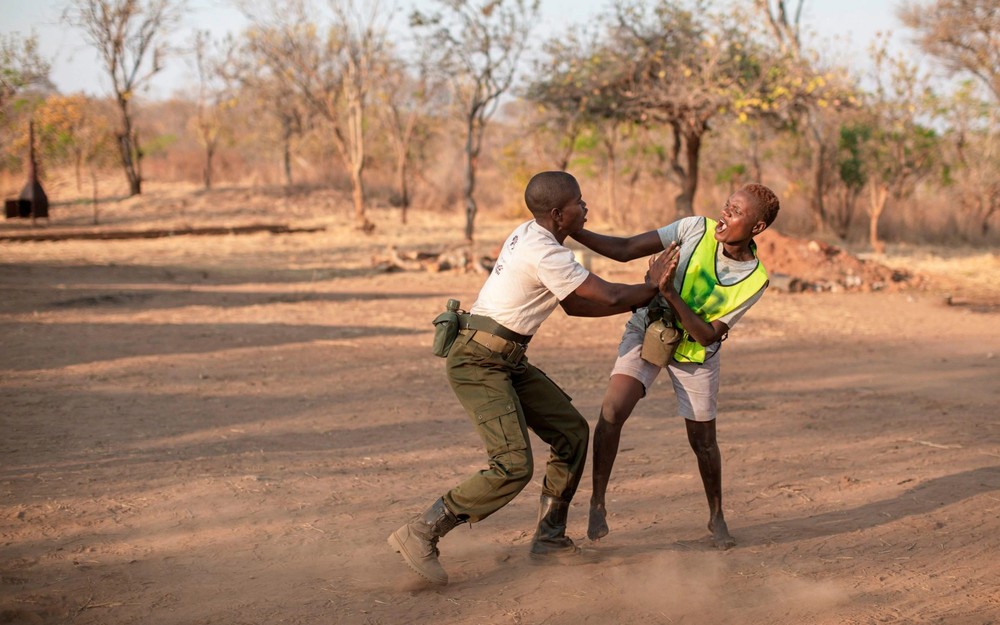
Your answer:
[685,419,735,549]
[588,374,645,540]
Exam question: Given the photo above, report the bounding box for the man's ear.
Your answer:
[752,221,766,235]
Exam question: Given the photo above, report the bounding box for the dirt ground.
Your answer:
[1,186,999,625]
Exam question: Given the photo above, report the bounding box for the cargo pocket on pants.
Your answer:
[473,397,528,456]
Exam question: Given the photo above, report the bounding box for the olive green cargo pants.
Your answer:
[442,331,589,523]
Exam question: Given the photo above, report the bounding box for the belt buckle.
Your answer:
[506,342,526,364]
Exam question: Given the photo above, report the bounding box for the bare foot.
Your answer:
[708,518,736,550]
[588,503,609,541]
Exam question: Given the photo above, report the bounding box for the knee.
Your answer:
[495,449,534,488]
[686,424,718,456]
[599,402,630,428]
[552,414,589,460]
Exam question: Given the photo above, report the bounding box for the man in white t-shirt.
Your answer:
[571,183,780,550]
[388,171,673,585]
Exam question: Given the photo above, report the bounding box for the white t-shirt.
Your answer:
[471,220,590,336]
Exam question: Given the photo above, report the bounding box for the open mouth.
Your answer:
[716,219,728,234]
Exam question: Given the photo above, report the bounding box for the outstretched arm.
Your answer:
[571,228,664,262]
[560,245,678,318]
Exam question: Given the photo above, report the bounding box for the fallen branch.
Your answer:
[1,223,324,242]
[371,245,494,274]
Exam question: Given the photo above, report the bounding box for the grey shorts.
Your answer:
[610,325,720,422]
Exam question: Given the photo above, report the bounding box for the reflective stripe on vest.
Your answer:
[673,217,768,364]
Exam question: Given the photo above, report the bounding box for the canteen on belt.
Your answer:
[640,318,681,367]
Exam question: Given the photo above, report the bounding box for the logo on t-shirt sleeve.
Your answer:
[509,235,518,251]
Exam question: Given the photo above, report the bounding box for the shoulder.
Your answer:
[502,221,544,255]
[679,216,708,235]
[658,216,703,244]
[523,221,566,253]
[663,216,707,238]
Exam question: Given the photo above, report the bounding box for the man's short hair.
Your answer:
[741,183,780,227]
[524,171,580,216]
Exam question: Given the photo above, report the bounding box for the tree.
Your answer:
[524,25,606,172]
[610,0,779,217]
[242,0,390,232]
[190,30,230,190]
[34,94,116,221]
[527,23,639,220]
[754,0,859,232]
[860,36,939,253]
[411,0,540,241]
[897,0,1000,103]
[939,81,1000,237]
[830,123,868,239]
[0,33,51,113]
[218,32,308,188]
[35,94,90,191]
[375,48,444,224]
[64,0,183,197]
[1,34,52,173]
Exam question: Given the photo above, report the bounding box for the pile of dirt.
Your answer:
[755,228,921,293]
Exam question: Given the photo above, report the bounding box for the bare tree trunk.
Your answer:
[74,150,83,193]
[282,118,293,188]
[868,183,888,254]
[90,169,99,225]
[806,112,828,231]
[463,113,480,241]
[203,144,215,190]
[396,148,409,224]
[463,154,478,241]
[117,98,142,196]
[624,168,641,230]
[673,127,701,218]
[603,125,619,227]
[351,162,368,231]
[347,95,372,233]
[556,118,580,171]
[981,188,998,236]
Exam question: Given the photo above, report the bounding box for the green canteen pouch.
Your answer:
[640,318,681,367]
[432,310,461,357]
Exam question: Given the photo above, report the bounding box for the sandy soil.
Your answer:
[1,187,999,625]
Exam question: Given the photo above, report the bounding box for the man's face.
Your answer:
[556,186,588,234]
[715,189,764,244]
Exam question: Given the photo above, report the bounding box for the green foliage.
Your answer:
[0,32,51,111]
[715,163,746,185]
[838,124,871,190]
[572,129,600,152]
[143,133,179,156]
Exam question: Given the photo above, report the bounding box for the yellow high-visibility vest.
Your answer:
[673,218,768,364]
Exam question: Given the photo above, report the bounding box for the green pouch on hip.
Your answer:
[432,299,463,357]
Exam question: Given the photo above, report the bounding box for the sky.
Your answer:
[1,0,909,100]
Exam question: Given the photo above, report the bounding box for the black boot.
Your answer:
[529,495,579,558]
[388,497,462,585]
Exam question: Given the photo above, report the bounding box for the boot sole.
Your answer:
[529,545,580,560]
[387,529,448,586]
[529,545,599,565]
